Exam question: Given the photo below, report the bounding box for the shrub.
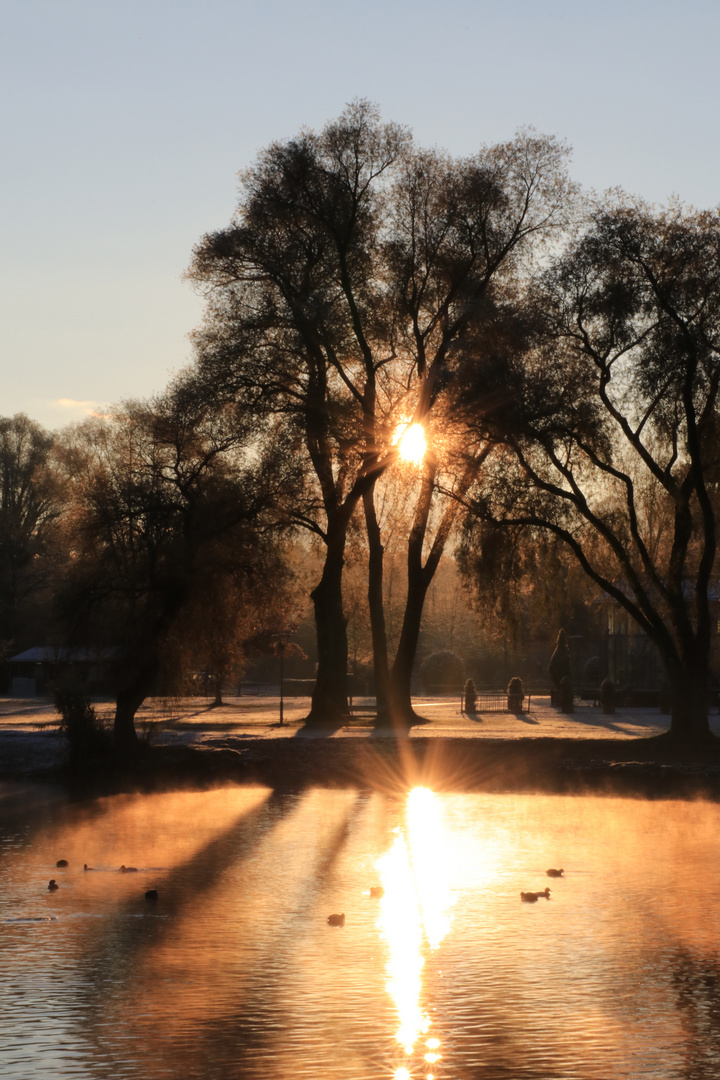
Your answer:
[420,651,464,693]
[600,677,616,715]
[54,689,112,766]
[507,676,524,713]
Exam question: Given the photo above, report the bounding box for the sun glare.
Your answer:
[377,788,453,1074]
[392,420,427,466]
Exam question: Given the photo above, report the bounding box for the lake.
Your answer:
[2,781,720,1079]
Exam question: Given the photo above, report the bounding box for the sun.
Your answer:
[392,421,426,466]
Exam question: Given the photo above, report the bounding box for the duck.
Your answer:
[83,864,95,871]
[327,913,345,927]
[48,880,59,891]
[56,859,69,868]
[119,865,138,873]
[369,886,384,898]
[145,890,159,901]
[521,888,551,903]
[546,868,564,878]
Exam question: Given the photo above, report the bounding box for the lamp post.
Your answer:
[272,631,291,726]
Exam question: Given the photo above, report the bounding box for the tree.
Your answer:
[371,133,576,725]
[0,414,61,648]
[189,100,410,727]
[168,531,304,705]
[458,197,720,742]
[59,380,297,752]
[189,104,575,729]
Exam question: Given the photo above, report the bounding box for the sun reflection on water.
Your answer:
[377,788,453,1078]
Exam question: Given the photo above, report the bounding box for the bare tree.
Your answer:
[189,107,576,729]
[0,414,61,647]
[458,197,720,742]
[59,380,296,751]
[189,101,410,726]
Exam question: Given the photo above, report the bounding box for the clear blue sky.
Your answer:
[2,0,719,428]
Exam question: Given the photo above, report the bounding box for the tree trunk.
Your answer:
[213,666,224,706]
[113,687,144,754]
[363,487,391,724]
[389,570,430,728]
[387,459,463,729]
[112,648,163,755]
[306,518,351,727]
[666,659,713,742]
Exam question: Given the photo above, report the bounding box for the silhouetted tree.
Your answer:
[374,135,576,725]
[189,100,409,727]
[0,414,61,648]
[458,196,720,742]
[189,103,576,729]
[59,380,298,752]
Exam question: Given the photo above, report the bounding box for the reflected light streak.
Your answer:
[378,830,427,1054]
[407,788,453,949]
[378,789,453,1071]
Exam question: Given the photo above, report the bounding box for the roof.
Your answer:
[9,646,116,663]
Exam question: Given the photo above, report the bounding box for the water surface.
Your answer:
[2,781,720,1079]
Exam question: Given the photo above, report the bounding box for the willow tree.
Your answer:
[458,197,720,743]
[370,134,577,725]
[59,380,296,751]
[189,101,410,726]
[190,107,576,728]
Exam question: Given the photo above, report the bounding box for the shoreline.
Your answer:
[3,729,720,802]
[3,694,720,800]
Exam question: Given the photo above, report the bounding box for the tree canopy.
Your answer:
[457,197,720,739]
[189,100,575,728]
[58,381,300,749]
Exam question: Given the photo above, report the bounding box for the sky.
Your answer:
[2,0,720,429]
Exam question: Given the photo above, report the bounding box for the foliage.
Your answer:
[463,677,477,713]
[0,414,62,648]
[457,196,720,737]
[54,688,112,766]
[507,675,524,712]
[57,378,299,749]
[188,101,576,726]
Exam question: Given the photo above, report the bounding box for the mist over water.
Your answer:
[2,782,720,1080]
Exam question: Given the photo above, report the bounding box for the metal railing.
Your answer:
[460,692,532,714]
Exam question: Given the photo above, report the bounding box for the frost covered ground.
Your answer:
[3,691,718,779]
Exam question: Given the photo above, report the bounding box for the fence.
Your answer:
[460,691,532,714]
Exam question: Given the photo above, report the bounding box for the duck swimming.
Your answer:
[56,859,69,868]
[48,880,59,891]
[119,866,138,873]
[327,913,345,927]
[521,888,551,902]
[369,886,384,898]
[546,868,564,878]
[145,890,159,901]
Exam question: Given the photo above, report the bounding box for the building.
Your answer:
[8,646,115,697]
